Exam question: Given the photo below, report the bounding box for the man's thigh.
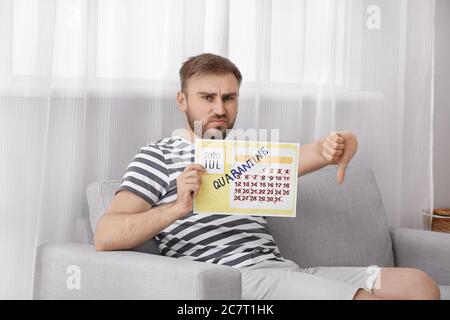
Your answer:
[302,265,383,294]
[240,260,363,300]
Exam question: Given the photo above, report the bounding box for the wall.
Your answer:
[434,0,450,209]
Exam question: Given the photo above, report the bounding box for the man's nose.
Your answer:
[212,99,226,116]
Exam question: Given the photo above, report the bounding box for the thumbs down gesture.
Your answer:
[320,131,358,184]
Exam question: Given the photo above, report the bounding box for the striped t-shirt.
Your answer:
[116,136,285,269]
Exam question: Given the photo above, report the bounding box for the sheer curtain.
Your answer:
[0,0,435,299]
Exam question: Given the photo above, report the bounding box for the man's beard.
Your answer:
[186,102,235,139]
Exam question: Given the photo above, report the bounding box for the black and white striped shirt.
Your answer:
[116,136,285,269]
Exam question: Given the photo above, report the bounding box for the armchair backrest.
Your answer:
[86,167,395,268]
[268,166,394,268]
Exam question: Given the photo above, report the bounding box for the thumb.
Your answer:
[335,132,357,184]
[337,162,348,184]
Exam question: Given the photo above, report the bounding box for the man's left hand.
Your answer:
[320,131,358,184]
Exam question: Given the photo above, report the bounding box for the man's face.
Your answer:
[178,73,239,139]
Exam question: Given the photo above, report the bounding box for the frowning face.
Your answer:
[177,73,239,139]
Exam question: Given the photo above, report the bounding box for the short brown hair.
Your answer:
[179,53,242,93]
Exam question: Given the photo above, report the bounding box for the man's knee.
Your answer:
[402,268,440,300]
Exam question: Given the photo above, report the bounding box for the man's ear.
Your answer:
[176,91,187,113]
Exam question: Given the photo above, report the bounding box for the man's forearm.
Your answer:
[94,201,184,251]
[298,138,330,176]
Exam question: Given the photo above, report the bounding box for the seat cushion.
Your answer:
[267,166,395,268]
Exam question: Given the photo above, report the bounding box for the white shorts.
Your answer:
[240,258,383,300]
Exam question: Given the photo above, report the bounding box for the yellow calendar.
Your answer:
[193,139,299,217]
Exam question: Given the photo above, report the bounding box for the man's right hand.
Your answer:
[173,163,206,218]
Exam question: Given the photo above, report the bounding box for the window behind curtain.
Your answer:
[10,0,351,87]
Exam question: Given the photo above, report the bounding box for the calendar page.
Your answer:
[194,139,299,217]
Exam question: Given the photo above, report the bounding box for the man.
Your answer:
[94,53,440,300]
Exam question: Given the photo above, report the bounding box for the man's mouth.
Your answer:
[209,119,227,125]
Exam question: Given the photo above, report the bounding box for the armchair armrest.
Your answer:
[33,243,242,300]
[390,227,450,285]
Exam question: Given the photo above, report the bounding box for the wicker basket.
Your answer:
[431,208,450,233]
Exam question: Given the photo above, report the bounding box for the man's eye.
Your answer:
[202,96,213,101]
[223,96,234,101]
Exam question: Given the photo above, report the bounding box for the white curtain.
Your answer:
[0,0,435,299]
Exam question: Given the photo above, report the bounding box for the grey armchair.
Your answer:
[33,167,450,299]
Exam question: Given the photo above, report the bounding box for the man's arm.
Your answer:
[297,137,329,176]
[94,191,182,251]
[298,131,358,184]
[94,164,205,251]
